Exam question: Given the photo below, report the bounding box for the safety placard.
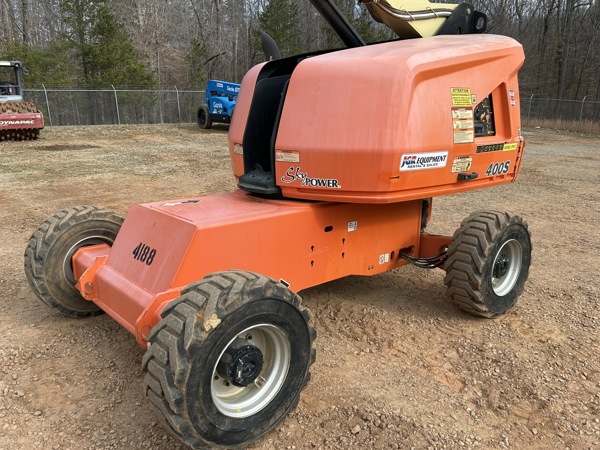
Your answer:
[451,88,473,107]
[451,155,473,173]
[451,107,474,144]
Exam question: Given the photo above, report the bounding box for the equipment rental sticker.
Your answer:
[400,151,448,171]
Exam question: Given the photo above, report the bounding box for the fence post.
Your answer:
[527,94,534,121]
[579,96,587,122]
[175,86,182,123]
[42,84,53,128]
[112,84,121,125]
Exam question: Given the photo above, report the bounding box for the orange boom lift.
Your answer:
[25,0,531,448]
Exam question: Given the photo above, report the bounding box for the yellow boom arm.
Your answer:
[361,0,486,38]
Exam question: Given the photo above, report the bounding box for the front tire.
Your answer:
[444,211,531,318]
[142,271,316,449]
[24,206,124,317]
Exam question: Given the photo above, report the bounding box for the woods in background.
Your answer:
[1,0,599,101]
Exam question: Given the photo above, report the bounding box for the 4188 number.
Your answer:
[132,242,156,266]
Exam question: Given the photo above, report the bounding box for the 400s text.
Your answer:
[486,161,511,177]
[132,243,157,266]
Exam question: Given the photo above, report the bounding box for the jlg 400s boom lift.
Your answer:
[25,0,531,448]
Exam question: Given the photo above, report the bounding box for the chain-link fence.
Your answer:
[522,94,600,123]
[23,87,204,127]
[22,88,599,129]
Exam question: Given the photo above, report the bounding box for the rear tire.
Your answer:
[142,270,316,449]
[444,211,531,318]
[197,105,212,129]
[24,206,124,317]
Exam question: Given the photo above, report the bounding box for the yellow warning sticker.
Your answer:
[452,155,473,173]
[451,88,472,107]
[503,143,518,152]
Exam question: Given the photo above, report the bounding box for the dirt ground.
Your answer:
[0,124,598,450]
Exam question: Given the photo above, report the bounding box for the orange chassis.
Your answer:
[72,191,452,346]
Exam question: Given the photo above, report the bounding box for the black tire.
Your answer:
[197,105,212,129]
[24,206,124,317]
[444,211,531,318]
[142,270,316,449]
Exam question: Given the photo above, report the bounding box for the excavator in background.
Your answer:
[0,60,44,140]
[24,0,530,448]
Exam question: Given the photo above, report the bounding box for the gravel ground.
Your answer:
[0,124,598,450]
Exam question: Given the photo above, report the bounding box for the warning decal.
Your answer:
[451,155,473,173]
[452,107,474,144]
[503,142,518,152]
[451,88,473,107]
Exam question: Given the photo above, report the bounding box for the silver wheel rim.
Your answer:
[492,239,523,296]
[211,324,290,418]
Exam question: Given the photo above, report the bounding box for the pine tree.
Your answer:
[257,0,302,58]
[60,0,155,87]
[0,41,78,87]
[87,5,155,87]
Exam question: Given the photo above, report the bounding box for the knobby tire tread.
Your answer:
[24,206,123,317]
[142,270,316,449]
[444,211,529,318]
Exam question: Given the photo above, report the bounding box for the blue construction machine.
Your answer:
[197,79,240,129]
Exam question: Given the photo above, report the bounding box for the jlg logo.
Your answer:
[401,155,417,168]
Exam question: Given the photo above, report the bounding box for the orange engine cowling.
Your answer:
[229,34,525,203]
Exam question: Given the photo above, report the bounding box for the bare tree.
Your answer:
[1,0,599,101]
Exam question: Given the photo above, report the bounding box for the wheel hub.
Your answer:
[217,341,264,387]
[491,239,524,297]
[493,253,510,278]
